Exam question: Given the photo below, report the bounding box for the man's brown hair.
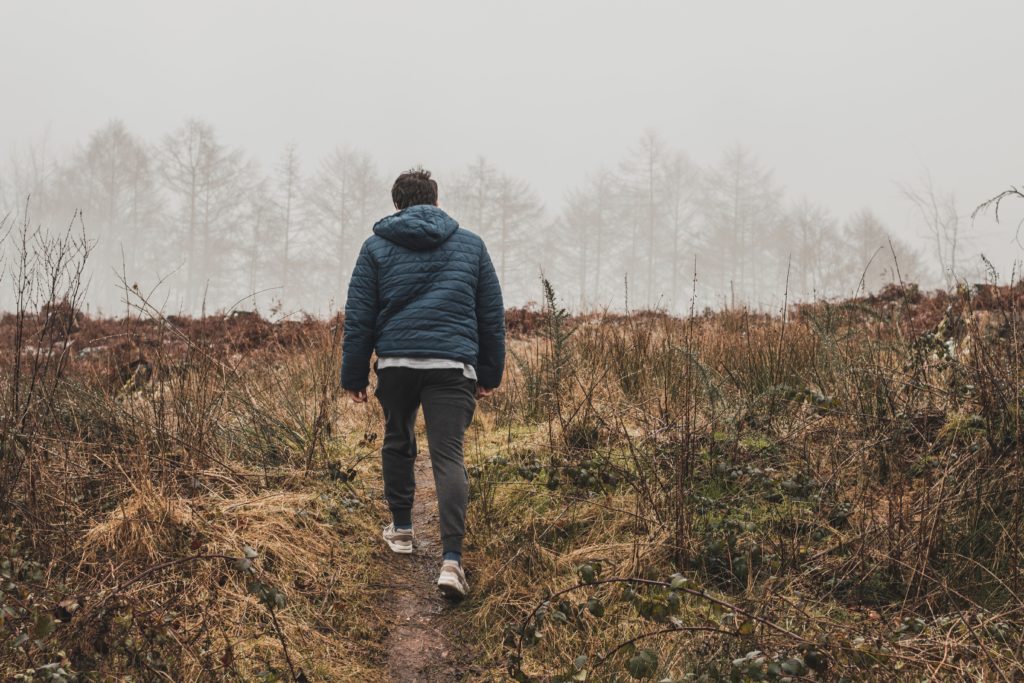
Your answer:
[391,168,438,210]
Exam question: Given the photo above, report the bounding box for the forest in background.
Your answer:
[0,120,969,317]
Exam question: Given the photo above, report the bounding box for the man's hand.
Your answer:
[346,388,368,403]
[476,385,495,399]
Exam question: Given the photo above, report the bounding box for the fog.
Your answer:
[2,0,1023,315]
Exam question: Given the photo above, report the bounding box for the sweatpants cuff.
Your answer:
[391,508,413,527]
[441,534,463,557]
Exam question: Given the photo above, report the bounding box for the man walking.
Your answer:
[340,168,505,599]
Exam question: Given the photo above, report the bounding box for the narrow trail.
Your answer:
[384,457,463,682]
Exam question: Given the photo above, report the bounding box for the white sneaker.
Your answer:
[382,523,414,554]
[437,560,469,599]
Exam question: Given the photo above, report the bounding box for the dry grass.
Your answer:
[451,282,1024,681]
[71,481,389,681]
[2,269,1023,680]
[0,271,399,680]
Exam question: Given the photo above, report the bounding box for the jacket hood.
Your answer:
[373,205,459,250]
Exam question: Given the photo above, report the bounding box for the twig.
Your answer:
[269,605,300,681]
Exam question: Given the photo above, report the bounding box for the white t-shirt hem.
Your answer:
[377,357,478,381]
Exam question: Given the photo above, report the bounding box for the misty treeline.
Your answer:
[1,120,943,315]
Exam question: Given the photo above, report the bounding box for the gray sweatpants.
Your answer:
[374,366,476,556]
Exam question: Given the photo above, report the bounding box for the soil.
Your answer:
[384,457,467,682]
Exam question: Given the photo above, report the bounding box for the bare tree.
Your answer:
[842,209,926,294]
[560,169,619,309]
[444,157,500,241]
[562,183,593,309]
[662,151,701,310]
[701,146,783,305]
[493,172,544,298]
[242,176,274,307]
[53,120,161,310]
[2,132,58,222]
[160,119,250,311]
[306,147,387,306]
[778,198,842,297]
[618,131,670,307]
[901,173,962,286]
[274,143,303,306]
[445,158,542,301]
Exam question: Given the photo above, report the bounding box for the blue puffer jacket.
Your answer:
[341,204,506,391]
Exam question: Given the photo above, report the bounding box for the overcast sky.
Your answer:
[3,0,1023,278]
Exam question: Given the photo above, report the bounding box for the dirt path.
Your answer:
[384,457,463,682]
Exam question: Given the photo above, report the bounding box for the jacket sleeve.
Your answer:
[341,240,379,391]
[475,241,506,388]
